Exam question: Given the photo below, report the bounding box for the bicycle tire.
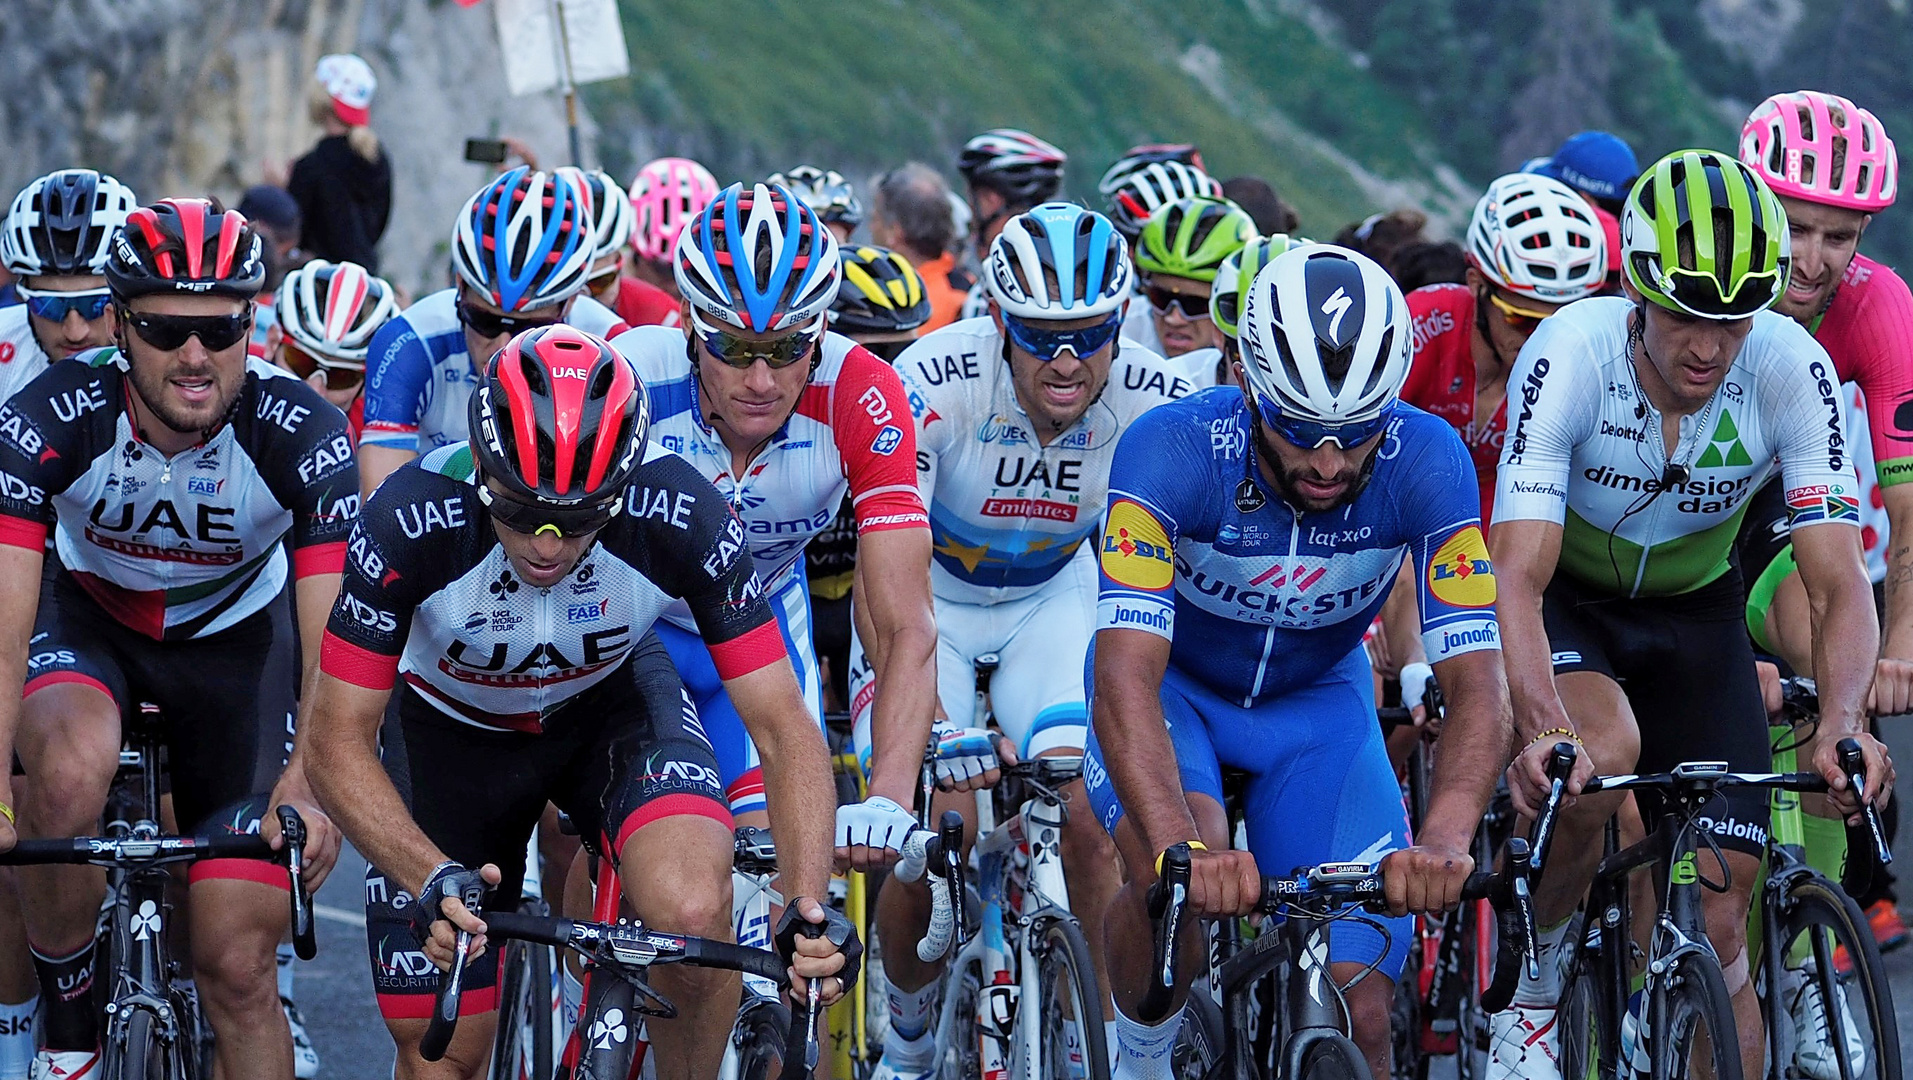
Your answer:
[1033,914,1110,1079]
[1171,991,1226,1080]
[937,957,986,1080]
[1392,930,1422,1080]
[1766,874,1902,1080]
[492,929,558,1080]
[106,1007,176,1080]
[1649,953,1742,1080]
[733,995,793,1080]
[1557,930,1618,1080]
[1287,1030,1373,1080]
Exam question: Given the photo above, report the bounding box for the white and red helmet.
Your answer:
[1740,90,1897,212]
[629,157,719,262]
[274,260,397,367]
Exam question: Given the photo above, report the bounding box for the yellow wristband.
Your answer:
[0,803,14,826]
[1155,840,1207,878]
[1527,727,1583,749]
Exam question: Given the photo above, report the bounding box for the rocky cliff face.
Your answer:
[0,0,594,293]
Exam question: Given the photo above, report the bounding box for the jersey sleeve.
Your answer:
[360,313,432,450]
[1394,417,1502,661]
[318,473,437,690]
[1767,322,1863,531]
[829,346,929,533]
[1493,316,1602,525]
[0,358,111,550]
[631,451,788,680]
[250,373,359,578]
[1832,261,1913,487]
[1094,404,1201,640]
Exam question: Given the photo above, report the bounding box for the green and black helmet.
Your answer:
[1621,149,1791,320]
[1135,196,1257,283]
[1209,233,1312,342]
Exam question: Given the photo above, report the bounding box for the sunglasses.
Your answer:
[457,299,563,341]
[1483,289,1557,334]
[1001,310,1123,363]
[281,341,366,392]
[587,267,622,294]
[1145,284,1211,320]
[477,483,623,538]
[1254,393,1395,450]
[691,310,820,369]
[18,285,112,324]
[122,309,252,352]
[1657,264,1783,320]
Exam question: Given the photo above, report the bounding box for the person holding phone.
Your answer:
[286,54,391,272]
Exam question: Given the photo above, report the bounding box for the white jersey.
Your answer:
[609,325,928,633]
[1496,297,1858,597]
[1120,290,1164,355]
[1161,345,1222,390]
[896,317,1193,605]
[0,305,53,405]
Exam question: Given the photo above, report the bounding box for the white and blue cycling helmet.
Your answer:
[674,182,843,334]
[982,202,1133,321]
[451,167,594,312]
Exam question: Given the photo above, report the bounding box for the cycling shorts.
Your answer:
[23,568,294,888]
[363,630,728,1020]
[849,547,1097,772]
[657,567,823,817]
[1544,570,1772,857]
[1083,645,1413,980]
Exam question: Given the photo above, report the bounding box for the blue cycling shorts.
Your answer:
[1084,644,1412,979]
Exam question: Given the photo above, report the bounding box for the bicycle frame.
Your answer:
[102,732,200,1074]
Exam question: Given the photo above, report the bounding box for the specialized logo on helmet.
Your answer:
[1100,499,1173,590]
[1320,287,1353,344]
[1304,257,1367,350]
[1426,526,1495,608]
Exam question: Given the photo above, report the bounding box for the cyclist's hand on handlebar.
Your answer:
[416,862,500,972]
[1506,733,1595,817]
[1380,843,1475,917]
[835,795,918,874]
[1755,660,1784,719]
[1868,656,1913,717]
[775,897,862,1006]
[1182,847,1262,918]
[263,798,340,888]
[1815,731,1896,821]
[933,724,1001,791]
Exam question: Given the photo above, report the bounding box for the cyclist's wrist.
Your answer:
[1523,725,1583,750]
[1153,839,1207,877]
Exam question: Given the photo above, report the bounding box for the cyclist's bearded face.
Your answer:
[997,310,1117,439]
[23,273,116,359]
[1775,195,1868,323]
[1634,299,1754,411]
[121,294,250,436]
[1254,418,1381,513]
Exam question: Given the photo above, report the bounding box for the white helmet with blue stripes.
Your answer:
[674,182,843,334]
[982,202,1133,321]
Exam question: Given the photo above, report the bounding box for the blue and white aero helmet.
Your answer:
[451,167,595,312]
[1239,244,1411,426]
[674,182,843,333]
[982,202,1134,320]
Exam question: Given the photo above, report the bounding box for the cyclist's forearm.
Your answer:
[757,724,836,901]
[305,681,443,893]
[1811,571,1880,735]
[860,533,940,804]
[1421,656,1511,852]
[1093,634,1195,867]
[1498,584,1568,741]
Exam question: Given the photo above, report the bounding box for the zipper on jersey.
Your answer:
[533,578,553,719]
[1246,507,1302,704]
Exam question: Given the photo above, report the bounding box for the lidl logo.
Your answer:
[1427,526,1495,608]
[1100,500,1173,590]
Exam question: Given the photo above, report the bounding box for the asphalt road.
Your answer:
[290,726,1913,1078]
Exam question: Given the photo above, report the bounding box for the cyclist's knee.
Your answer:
[1556,672,1641,766]
[1343,971,1394,1050]
[16,689,117,830]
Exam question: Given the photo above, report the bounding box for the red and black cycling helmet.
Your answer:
[104,197,265,301]
[469,325,649,521]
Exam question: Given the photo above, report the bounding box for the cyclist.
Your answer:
[1131,194,1256,388]
[272,258,398,443]
[768,166,864,243]
[359,167,628,497]
[1096,143,1206,202]
[304,325,855,1079]
[555,165,678,331]
[1105,161,1225,356]
[956,128,1067,264]
[808,245,935,710]
[1489,150,1894,1080]
[608,183,936,826]
[1088,244,1510,1080]
[628,156,720,302]
[851,202,1191,1078]
[0,198,352,1080]
[0,169,138,403]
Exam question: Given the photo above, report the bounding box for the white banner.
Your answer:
[494,0,630,98]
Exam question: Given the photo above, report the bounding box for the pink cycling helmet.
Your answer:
[1740,90,1897,212]
[629,157,719,262]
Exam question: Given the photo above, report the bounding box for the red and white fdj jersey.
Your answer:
[1401,284,1501,524]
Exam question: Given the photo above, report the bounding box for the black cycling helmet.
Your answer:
[957,129,1068,206]
[105,197,266,301]
[830,245,932,336]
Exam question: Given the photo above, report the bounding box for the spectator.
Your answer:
[286,54,392,272]
[1221,175,1300,235]
[1528,130,1639,215]
[1390,240,1468,292]
[871,162,975,332]
[237,184,305,358]
[1333,208,1429,276]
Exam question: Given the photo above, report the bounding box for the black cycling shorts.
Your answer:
[23,568,294,888]
[363,630,729,1020]
[1544,570,1773,858]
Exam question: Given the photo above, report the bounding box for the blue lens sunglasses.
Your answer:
[1001,310,1123,362]
[17,285,112,323]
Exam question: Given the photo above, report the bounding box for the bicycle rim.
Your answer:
[106,1007,172,1080]
[1650,955,1742,1080]
[492,939,532,1079]
[733,996,793,1080]
[938,958,985,1080]
[1294,1031,1372,1080]
[1768,875,1902,1080]
[1035,916,1110,1079]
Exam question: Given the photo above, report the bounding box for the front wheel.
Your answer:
[566,973,641,1080]
[106,1007,181,1080]
[1287,1030,1373,1080]
[1765,875,1901,1080]
[1649,953,1742,1080]
[1034,914,1110,1079]
[1171,991,1225,1079]
[492,899,558,1080]
[732,995,793,1080]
